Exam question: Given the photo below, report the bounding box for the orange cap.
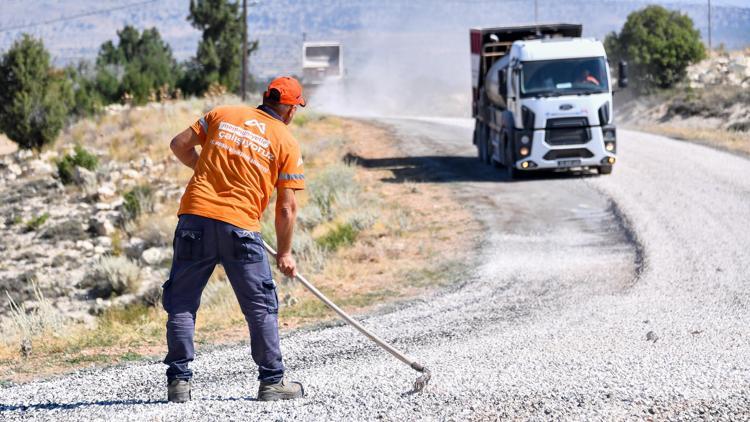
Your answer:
[264,76,306,107]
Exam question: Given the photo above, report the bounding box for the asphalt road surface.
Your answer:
[1,118,748,420]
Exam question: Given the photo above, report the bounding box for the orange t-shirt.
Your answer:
[178,105,305,231]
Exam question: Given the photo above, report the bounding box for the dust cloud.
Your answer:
[309,30,471,118]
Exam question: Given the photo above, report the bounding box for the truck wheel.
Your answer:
[598,165,613,175]
[478,136,486,163]
[483,137,492,165]
[476,124,486,162]
[506,163,518,180]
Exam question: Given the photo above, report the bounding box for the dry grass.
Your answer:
[635,124,750,156]
[0,105,480,383]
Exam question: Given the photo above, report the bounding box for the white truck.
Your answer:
[470,24,627,178]
[302,41,343,86]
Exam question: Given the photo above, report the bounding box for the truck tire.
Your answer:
[490,134,503,168]
[477,123,490,164]
[506,163,518,180]
[475,123,485,162]
[598,165,613,175]
[483,135,492,165]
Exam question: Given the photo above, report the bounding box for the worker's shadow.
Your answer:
[0,398,160,412]
[0,396,258,413]
[344,153,598,184]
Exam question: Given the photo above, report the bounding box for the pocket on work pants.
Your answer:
[232,230,264,262]
[175,229,203,261]
[262,279,279,314]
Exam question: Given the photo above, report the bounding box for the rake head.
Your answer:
[410,363,431,393]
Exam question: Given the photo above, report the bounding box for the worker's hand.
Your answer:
[276,252,297,278]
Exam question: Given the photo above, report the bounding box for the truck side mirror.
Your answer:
[499,69,507,98]
[618,61,628,88]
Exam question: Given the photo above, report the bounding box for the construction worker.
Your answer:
[164,77,306,402]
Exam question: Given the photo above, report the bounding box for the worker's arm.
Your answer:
[170,128,202,169]
[275,188,298,277]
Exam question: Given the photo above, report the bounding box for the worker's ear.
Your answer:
[282,106,295,125]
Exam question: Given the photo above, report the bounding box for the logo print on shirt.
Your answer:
[244,119,266,135]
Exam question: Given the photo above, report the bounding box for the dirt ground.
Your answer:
[0,134,17,155]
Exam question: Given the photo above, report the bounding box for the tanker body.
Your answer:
[470,24,627,177]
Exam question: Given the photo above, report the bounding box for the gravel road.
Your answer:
[1,119,748,420]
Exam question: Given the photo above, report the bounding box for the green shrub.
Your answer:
[728,121,750,132]
[123,185,154,221]
[604,5,705,90]
[84,255,141,297]
[24,213,50,232]
[307,164,359,221]
[65,61,104,118]
[0,34,73,151]
[316,222,359,251]
[57,145,99,184]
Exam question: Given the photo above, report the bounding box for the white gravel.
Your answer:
[1,121,748,420]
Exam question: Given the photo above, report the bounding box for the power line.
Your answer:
[0,0,158,34]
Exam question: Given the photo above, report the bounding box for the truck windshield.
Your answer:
[521,57,608,97]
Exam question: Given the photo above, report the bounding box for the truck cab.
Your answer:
[302,41,344,86]
[471,24,626,177]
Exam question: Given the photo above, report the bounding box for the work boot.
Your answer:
[257,376,304,401]
[167,379,191,403]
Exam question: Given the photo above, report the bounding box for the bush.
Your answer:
[728,121,750,132]
[123,185,154,221]
[0,34,73,151]
[65,61,104,118]
[307,163,359,221]
[57,145,99,184]
[24,213,50,232]
[604,5,705,90]
[316,222,359,251]
[84,255,141,297]
[3,281,66,351]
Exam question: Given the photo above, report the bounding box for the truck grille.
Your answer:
[545,117,591,145]
[543,148,594,160]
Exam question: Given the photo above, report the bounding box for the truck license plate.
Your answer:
[557,159,581,168]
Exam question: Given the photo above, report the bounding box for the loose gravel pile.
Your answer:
[0,121,748,420]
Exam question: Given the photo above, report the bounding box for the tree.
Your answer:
[0,35,73,151]
[65,61,104,118]
[95,26,179,105]
[182,0,258,95]
[605,5,705,90]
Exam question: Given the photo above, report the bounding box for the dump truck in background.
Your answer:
[302,41,344,86]
[470,24,627,178]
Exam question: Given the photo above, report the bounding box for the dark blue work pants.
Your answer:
[162,214,284,383]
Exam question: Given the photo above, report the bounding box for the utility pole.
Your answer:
[241,0,248,101]
[708,0,711,54]
[534,0,538,25]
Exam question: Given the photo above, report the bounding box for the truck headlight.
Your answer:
[520,135,530,145]
[605,142,615,152]
[603,128,616,141]
[520,146,529,156]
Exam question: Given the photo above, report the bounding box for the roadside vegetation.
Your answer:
[0,0,255,155]
[605,5,749,153]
